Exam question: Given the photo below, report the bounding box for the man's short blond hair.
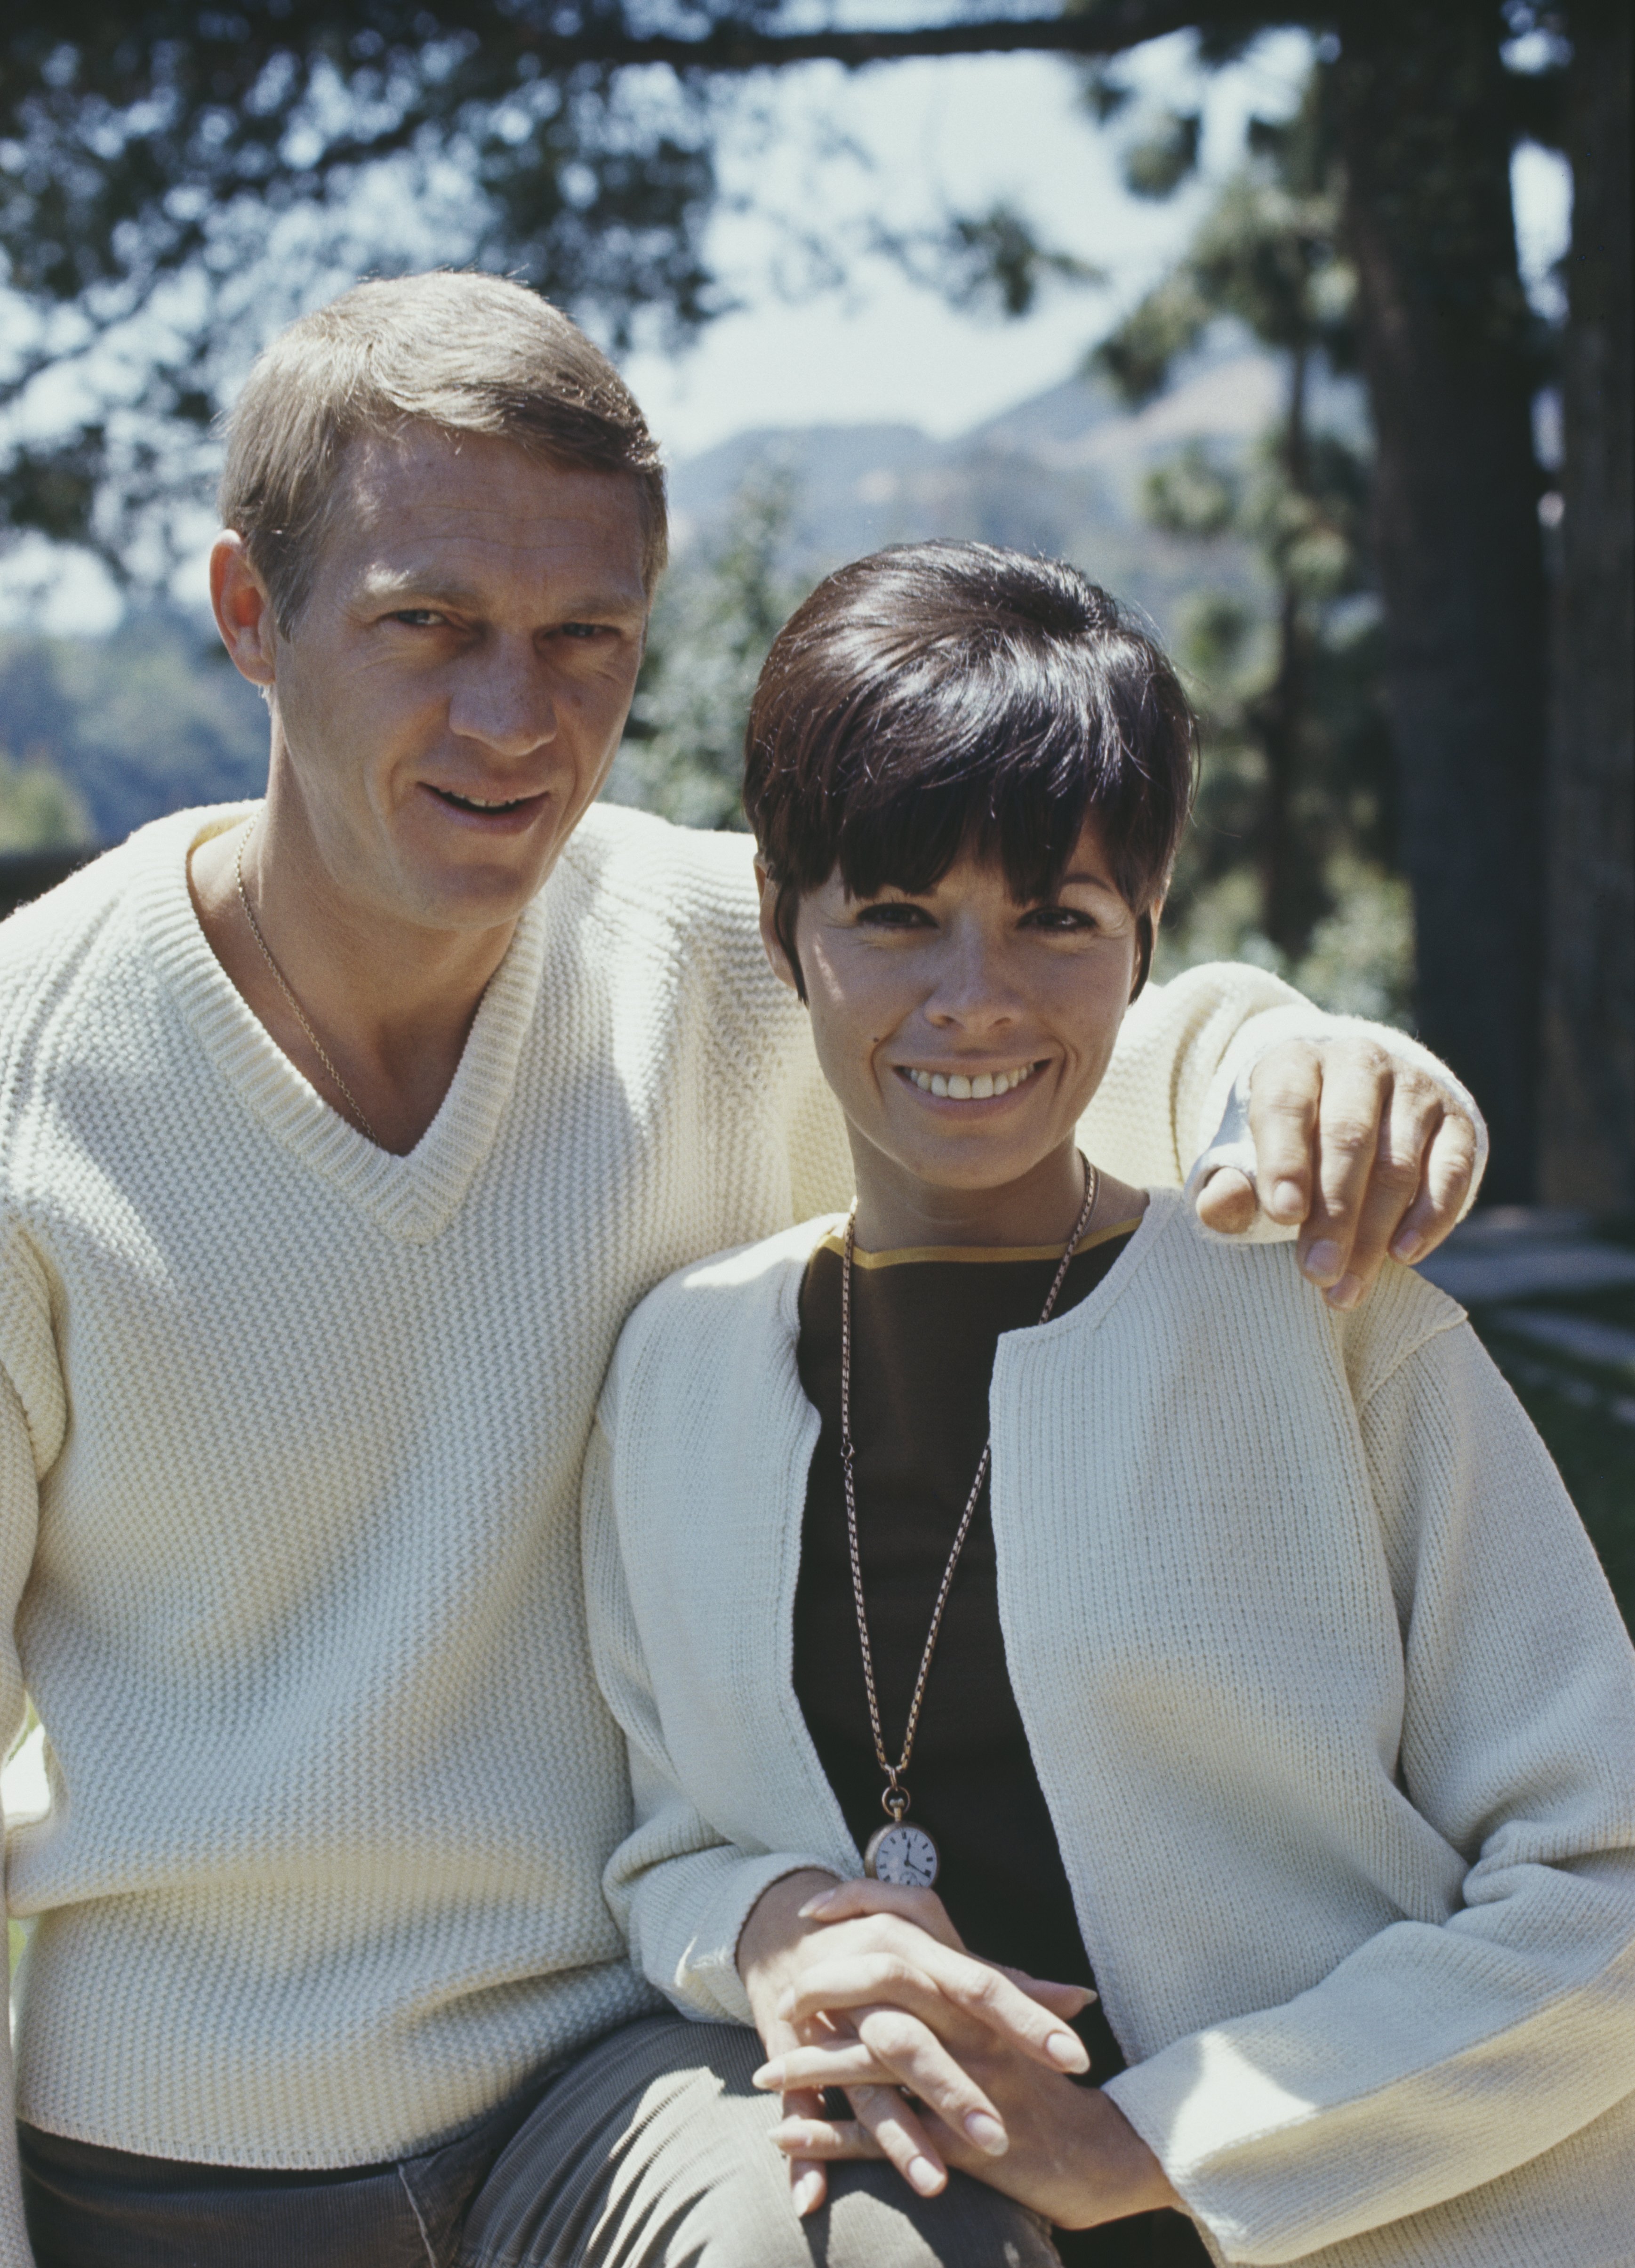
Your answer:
[219,271,667,632]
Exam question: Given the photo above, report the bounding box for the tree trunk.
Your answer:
[1333,6,1548,1199]
[1258,340,1310,957]
[1542,0,1634,1208]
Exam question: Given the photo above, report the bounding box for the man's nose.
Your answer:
[447,640,558,757]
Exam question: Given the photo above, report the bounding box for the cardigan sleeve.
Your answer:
[1103,1321,1635,2264]
[581,1413,842,2029]
[1078,961,1487,1219]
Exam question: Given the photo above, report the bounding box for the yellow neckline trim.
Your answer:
[818,1214,1145,1270]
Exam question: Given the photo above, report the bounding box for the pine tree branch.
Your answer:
[504,3,1245,75]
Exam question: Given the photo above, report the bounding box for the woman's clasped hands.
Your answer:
[737,1871,1180,2226]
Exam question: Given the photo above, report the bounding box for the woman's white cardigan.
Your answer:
[582,1190,1635,2267]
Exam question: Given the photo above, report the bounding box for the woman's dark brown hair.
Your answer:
[743,541,1197,999]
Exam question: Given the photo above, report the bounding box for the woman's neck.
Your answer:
[849,1136,1142,1254]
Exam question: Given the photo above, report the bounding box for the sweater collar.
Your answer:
[138,803,553,1243]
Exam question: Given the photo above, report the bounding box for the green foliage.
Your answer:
[0,747,90,852]
[607,472,811,832]
[0,0,728,572]
[1122,108,1202,200]
[0,611,267,843]
[1100,66,1406,1020]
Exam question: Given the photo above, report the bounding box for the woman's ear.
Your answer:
[755,863,802,997]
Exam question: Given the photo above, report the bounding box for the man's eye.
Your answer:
[392,609,446,628]
[558,621,609,640]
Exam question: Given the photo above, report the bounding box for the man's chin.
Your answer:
[397,796,576,926]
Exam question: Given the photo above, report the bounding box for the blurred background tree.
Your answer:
[0,0,1628,1206]
[1094,70,1407,1023]
[609,468,805,830]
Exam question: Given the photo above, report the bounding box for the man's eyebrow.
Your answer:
[358,568,645,617]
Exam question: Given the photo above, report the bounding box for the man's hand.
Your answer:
[1195,1038,1479,1310]
[753,1880,1178,2229]
[737,1873,1090,2218]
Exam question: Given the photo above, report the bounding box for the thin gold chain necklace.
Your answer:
[234,822,379,1146]
[839,1154,1098,1888]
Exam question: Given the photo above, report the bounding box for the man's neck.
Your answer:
[189,806,521,1157]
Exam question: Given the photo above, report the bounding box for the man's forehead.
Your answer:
[333,426,647,593]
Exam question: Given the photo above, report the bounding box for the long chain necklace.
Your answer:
[839,1154,1099,1887]
[234,822,379,1146]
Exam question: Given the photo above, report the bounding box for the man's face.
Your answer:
[261,425,650,933]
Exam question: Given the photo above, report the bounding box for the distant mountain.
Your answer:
[0,611,267,848]
[0,337,1353,847]
[665,346,1304,638]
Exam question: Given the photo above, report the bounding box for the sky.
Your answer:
[624,29,1572,461]
[0,29,1575,632]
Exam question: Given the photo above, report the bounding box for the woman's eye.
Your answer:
[857,901,932,929]
[1023,904,1097,933]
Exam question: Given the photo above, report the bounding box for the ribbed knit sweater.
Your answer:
[586,1197,1635,2267]
[0,800,1475,2264]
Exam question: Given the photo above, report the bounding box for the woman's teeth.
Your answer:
[906,1062,1038,1101]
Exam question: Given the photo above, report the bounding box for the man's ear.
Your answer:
[754,861,801,997]
[210,532,280,691]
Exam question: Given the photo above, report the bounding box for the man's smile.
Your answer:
[423,782,552,829]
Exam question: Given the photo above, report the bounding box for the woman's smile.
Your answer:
[895,1059,1042,1101]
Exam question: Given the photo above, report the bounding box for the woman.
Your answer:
[582,543,1635,2264]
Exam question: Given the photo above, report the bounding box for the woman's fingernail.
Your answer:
[1303,1239,1342,1282]
[1325,1274,1362,1311]
[792,2170,824,2217]
[753,2062,784,2091]
[1047,2030,1090,2071]
[908,2155,945,2196]
[1271,1178,1305,1219]
[1390,1229,1423,1263]
[964,2111,1007,2155]
[797,1892,834,1920]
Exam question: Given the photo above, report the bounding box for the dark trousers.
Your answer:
[19,2013,1136,2268]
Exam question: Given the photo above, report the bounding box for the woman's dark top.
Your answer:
[793,1219,1210,2268]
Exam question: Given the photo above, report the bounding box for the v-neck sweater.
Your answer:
[0,801,852,2205]
[585,1196,1635,2266]
[0,796,1481,2260]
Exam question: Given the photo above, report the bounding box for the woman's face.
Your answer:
[761,817,1147,1206]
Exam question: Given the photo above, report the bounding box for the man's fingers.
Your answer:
[1245,1041,1322,1226]
[1389,1110,1478,1263]
[1194,1167,1258,1235]
[1326,1077,1442,1304]
[1295,1043,1394,1296]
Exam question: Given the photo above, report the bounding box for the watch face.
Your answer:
[864,1822,939,1889]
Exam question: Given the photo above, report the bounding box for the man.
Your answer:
[0,272,1482,2268]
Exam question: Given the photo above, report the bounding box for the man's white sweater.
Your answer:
[0,800,1468,2257]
